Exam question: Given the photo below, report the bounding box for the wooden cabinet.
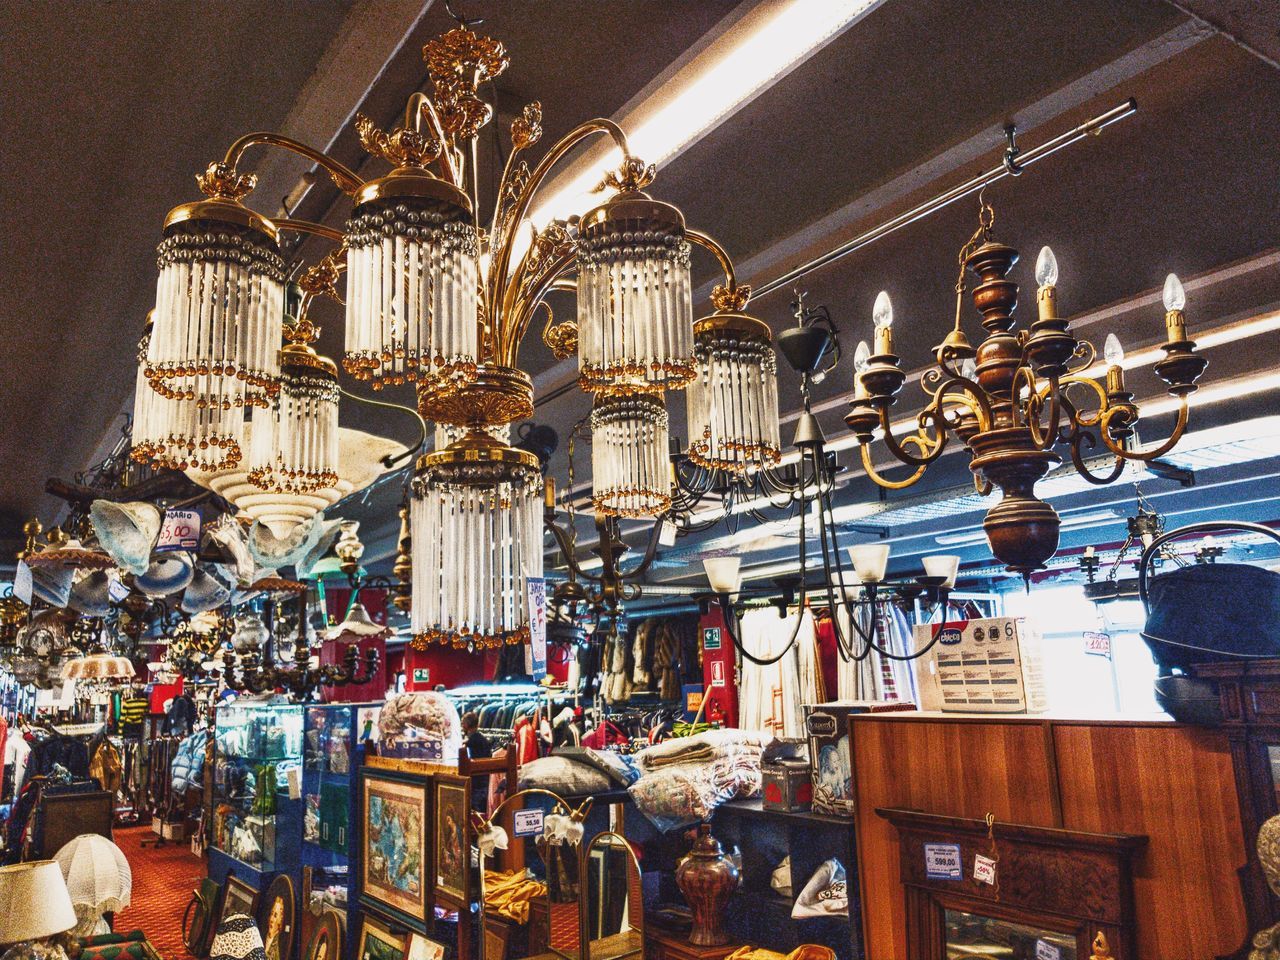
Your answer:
[847,713,1249,959]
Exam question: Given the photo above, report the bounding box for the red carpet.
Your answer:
[114,826,206,959]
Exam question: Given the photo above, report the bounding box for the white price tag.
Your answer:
[973,854,997,885]
[1035,940,1062,960]
[1083,631,1112,658]
[924,843,963,880]
[513,808,545,838]
[156,508,200,552]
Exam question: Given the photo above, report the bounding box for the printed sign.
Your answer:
[156,508,200,551]
[937,627,964,646]
[1083,631,1112,658]
[703,626,722,651]
[12,562,32,604]
[526,577,547,679]
[108,573,130,603]
[1035,940,1062,960]
[924,843,963,880]
[710,659,726,688]
[684,685,704,718]
[973,854,997,885]
[513,808,545,838]
[412,667,431,685]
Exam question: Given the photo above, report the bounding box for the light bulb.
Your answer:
[873,290,894,330]
[1103,333,1124,365]
[1035,246,1058,288]
[1162,273,1186,312]
[854,340,870,372]
[959,357,977,379]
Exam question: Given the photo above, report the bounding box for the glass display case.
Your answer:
[302,701,381,955]
[208,699,304,883]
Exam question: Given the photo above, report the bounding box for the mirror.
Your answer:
[535,805,582,960]
[581,831,643,960]
[944,908,1078,959]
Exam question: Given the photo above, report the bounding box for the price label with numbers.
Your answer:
[156,509,200,552]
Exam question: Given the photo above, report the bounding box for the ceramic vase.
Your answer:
[675,823,739,946]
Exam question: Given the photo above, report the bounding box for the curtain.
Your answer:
[835,602,919,704]
[737,607,819,738]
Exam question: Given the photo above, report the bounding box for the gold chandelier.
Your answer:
[137,25,780,650]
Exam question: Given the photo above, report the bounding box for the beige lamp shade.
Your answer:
[848,543,890,583]
[702,557,742,595]
[0,860,78,943]
[62,653,136,682]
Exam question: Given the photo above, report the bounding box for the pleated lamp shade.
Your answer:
[0,860,78,943]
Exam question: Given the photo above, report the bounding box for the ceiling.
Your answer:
[2,0,1278,608]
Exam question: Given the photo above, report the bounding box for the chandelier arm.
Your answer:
[812,472,878,662]
[543,516,605,584]
[876,405,948,467]
[1017,367,1062,451]
[1098,397,1190,462]
[1057,375,1109,428]
[338,387,428,467]
[499,252,576,365]
[488,118,634,320]
[685,228,742,299]
[272,218,347,243]
[1066,426,1126,485]
[221,133,363,196]
[616,512,668,581]
[860,441,928,491]
[403,92,465,187]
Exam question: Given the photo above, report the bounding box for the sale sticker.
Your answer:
[973,854,997,885]
[513,808,545,838]
[924,843,963,880]
[156,508,200,552]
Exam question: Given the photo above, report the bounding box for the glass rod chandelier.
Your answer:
[137,23,780,649]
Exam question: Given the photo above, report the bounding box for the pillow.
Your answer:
[554,746,640,786]
[517,755,612,795]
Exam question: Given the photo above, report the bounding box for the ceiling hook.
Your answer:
[444,0,484,29]
[1003,123,1023,176]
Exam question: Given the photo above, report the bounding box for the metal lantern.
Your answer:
[343,168,480,395]
[591,393,672,517]
[410,433,543,649]
[686,312,781,472]
[576,191,694,392]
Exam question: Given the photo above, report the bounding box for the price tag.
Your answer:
[1083,631,1112,658]
[973,854,997,885]
[156,508,200,552]
[1035,940,1062,960]
[513,808,545,838]
[108,573,130,603]
[924,843,963,880]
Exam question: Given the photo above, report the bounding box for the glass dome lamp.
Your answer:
[410,431,544,650]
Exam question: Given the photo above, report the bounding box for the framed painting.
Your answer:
[432,773,471,906]
[258,873,296,960]
[405,931,448,960]
[356,913,406,960]
[303,909,343,960]
[359,768,431,932]
[219,874,260,927]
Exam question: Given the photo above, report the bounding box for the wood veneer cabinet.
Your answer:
[847,713,1248,959]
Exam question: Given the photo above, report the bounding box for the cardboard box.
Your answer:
[914,616,1047,714]
[804,700,917,816]
[762,758,813,812]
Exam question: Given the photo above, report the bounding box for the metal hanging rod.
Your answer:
[752,97,1138,301]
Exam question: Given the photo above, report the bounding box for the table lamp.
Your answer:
[0,860,78,959]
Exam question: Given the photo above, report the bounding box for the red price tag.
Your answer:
[156,509,201,552]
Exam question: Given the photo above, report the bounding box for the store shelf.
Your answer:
[714,797,852,829]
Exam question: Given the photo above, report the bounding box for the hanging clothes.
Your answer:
[737,607,820,739]
[835,602,919,704]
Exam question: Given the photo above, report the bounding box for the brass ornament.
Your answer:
[355,112,444,168]
[423,27,510,141]
[195,160,257,201]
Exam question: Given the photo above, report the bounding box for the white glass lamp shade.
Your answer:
[702,557,741,595]
[922,554,961,588]
[148,209,285,414]
[343,172,480,395]
[410,440,543,650]
[686,314,781,472]
[248,346,340,494]
[0,861,78,943]
[62,653,136,682]
[848,543,890,583]
[591,394,672,517]
[577,193,695,392]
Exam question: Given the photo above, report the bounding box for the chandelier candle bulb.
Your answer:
[1104,332,1125,393]
[1035,245,1058,321]
[853,340,871,399]
[1163,272,1188,342]
[873,290,894,355]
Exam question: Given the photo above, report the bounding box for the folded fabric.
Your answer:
[724,947,835,960]
[638,729,773,771]
[518,755,612,795]
[771,855,792,898]
[791,858,848,919]
[484,869,548,924]
[555,746,640,786]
